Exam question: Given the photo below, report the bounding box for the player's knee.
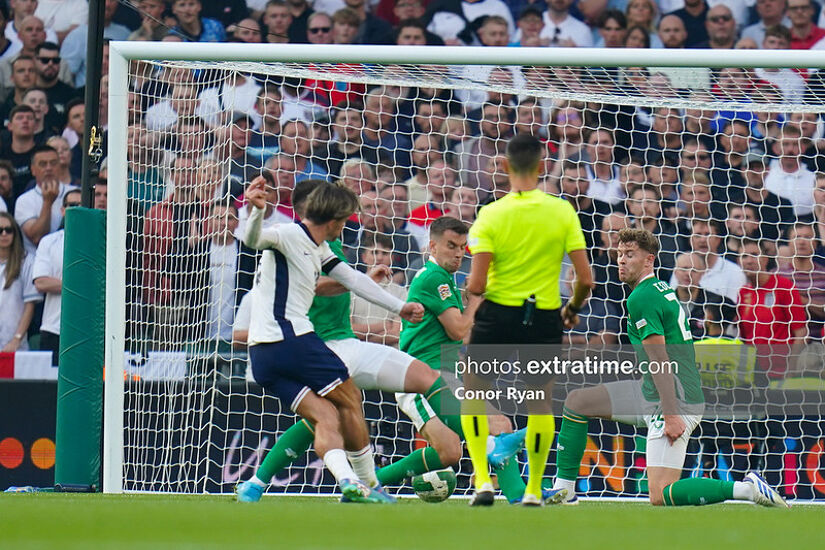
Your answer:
[328,380,363,411]
[564,389,585,411]
[311,402,341,431]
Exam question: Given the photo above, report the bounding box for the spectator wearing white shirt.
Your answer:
[755,25,806,103]
[32,188,79,361]
[5,2,58,49]
[742,0,791,45]
[670,219,746,302]
[765,125,816,217]
[144,83,201,132]
[34,0,88,43]
[539,0,594,47]
[189,201,241,344]
[196,73,262,129]
[579,128,624,206]
[0,213,41,352]
[424,0,515,46]
[14,144,77,254]
[235,172,293,240]
[350,232,407,347]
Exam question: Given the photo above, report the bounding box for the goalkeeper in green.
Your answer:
[547,228,788,508]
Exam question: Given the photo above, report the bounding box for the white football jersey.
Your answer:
[244,209,340,344]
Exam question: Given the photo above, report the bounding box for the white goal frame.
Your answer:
[104,41,825,494]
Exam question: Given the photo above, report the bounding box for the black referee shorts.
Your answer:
[471,300,563,345]
[466,300,562,397]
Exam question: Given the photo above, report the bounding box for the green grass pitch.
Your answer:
[0,493,818,549]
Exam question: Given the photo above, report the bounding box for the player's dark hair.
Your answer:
[292,179,329,217]
[304,182,360,224]
[617,227,660,256]
[429,216,468,240]
[506,134,542,176]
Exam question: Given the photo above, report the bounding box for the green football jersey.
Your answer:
[400,259,463,370]
[626,275,703,405]
[308,239,356,342]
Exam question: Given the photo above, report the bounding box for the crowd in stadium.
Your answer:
[2,0,825,382]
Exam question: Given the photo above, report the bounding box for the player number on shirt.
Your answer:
[664,293,692,341]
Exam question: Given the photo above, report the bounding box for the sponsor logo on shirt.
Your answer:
[438,284,452,301]
[635,319,648,329]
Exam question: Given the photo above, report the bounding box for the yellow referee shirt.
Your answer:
[468,189,586,310]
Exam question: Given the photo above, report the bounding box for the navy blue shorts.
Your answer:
[249,332,350,411]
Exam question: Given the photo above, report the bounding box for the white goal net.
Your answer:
[105,43,825,501]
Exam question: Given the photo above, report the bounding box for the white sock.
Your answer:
[347,445,379,487]
[249,475,267,488]
[732,481,752,501]
[323,449,358,484]
[553,478,576,495]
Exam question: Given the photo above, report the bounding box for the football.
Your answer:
[411,467,458,503]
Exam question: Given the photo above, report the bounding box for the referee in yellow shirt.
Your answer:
[462,134,594,506]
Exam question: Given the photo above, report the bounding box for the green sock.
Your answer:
[494,459,527,503]
[662,478,735,506]
[376,447,444,486]
[425,378,464,439]
[255,419,315,484]
[556,407,589,482]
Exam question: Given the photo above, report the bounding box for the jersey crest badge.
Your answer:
[764,292,775,307]
[635,319,648,329]
[438,284,452,300]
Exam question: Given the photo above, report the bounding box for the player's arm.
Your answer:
[466,252,492,296]
[641,333,685,444]
[561,249,595,329]
[316,265,392,296]
[438,294,482,341]
[243,176,282,250]
[327,261,424,323]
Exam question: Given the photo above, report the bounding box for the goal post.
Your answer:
[106,41,825,500]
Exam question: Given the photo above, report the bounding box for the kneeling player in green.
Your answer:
[546,228,788,508]
[398,216,530,503]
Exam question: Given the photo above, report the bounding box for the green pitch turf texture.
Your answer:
[0,493,817,549]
